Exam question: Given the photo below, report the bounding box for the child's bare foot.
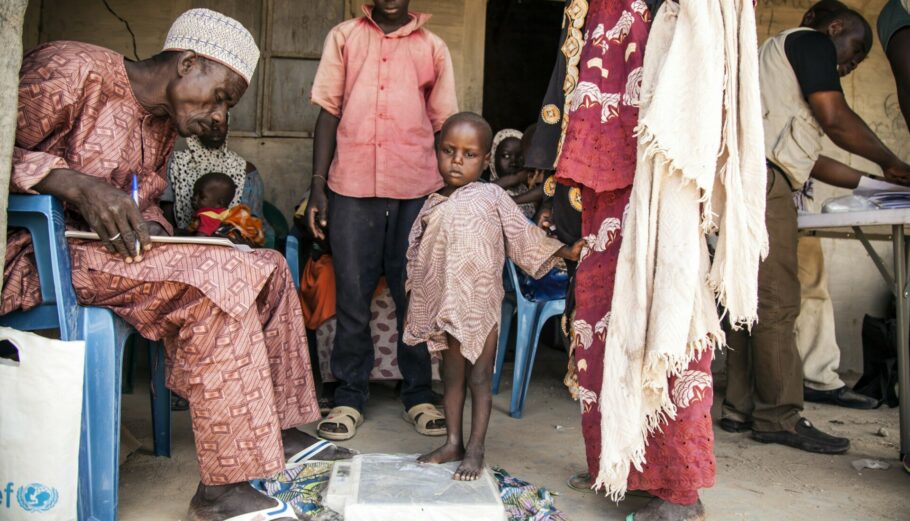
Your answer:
[452,445,484,481]
[418,441,464,464]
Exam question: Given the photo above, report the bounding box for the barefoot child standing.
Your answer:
[404,112,583,480]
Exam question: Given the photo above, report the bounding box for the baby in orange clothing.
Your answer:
[187,172,266,246]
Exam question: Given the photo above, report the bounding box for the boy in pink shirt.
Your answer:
[305,0,458,440]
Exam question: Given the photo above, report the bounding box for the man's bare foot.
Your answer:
[283,429,357,461]
[452,445,484,481]
[418,441,465,464]
[187,482,295,521]
[633,498,705,521]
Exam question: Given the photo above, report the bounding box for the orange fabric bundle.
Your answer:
[298,253,387,330]
[218,204,266,246]
[299,254,337,330]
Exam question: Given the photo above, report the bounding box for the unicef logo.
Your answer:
[16,483,59,512]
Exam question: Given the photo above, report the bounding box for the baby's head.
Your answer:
[491,130,523,180]
[436,112,493,189]
[192,172,236,210]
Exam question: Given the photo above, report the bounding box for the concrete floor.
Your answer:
[118,346,909,520]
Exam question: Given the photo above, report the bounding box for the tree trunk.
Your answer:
[0,0,28,294]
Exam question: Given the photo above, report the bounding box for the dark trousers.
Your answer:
[722,167,804,432]
[328,193,434,412]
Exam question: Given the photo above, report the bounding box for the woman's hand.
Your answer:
[212,227,257,248]
[527,169,545,189]
[536,207,554,234]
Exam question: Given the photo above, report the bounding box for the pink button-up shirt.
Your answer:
[310,5,458,199]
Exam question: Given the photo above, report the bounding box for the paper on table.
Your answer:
[853,176,908,196]
[64,230,254,252]
[866,194,910,209]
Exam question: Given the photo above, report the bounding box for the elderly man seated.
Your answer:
[1,9,347,521]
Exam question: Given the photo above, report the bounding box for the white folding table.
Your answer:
[799,209,910,462]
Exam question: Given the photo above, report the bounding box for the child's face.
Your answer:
[437,122,491,189]
[193,181,233,210]
[494,137,522,177]
[373,0,409,18]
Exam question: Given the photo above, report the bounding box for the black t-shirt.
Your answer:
[784,30,843,99]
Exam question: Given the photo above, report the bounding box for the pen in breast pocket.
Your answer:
[131,174,141,255]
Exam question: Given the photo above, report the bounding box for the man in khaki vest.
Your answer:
[722,8,910,455]
[792,1,879,412]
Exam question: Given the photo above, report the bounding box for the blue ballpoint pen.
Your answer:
[131,174,141,256]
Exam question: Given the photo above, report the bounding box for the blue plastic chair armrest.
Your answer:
[5,194,81,339]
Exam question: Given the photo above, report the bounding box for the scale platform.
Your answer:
[324,454,507,521]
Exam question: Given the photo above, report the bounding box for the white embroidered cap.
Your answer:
[163,8,260,84]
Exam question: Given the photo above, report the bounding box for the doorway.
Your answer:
[483,0,564,133]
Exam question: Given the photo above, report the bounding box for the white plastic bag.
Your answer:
[0,327,85,520]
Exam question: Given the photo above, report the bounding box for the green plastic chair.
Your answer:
[262,201,289,251]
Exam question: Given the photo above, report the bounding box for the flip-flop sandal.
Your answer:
[317,406,363,441]
[402,403,446,436]
[285,439,357,467]
[626,504,705,521]
[223,498,297,521]
[567,471,594,493]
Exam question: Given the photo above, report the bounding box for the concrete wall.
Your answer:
[756,0,904,374]
[22,0,484,219]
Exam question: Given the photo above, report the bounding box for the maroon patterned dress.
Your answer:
[556,1,715,504]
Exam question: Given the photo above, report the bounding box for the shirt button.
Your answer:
[380,85,385,90]
[378,143,383,148]
[382,58,387,62]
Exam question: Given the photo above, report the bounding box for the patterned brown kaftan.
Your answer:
[2,41,320,485]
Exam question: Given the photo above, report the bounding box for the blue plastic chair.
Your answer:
[0,194,170,521]
[492,260,567,418]
[286,234,301,290]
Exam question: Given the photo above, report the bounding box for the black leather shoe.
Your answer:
[752,418,850,454]
[719,418,753,433]
[804,386,880,410]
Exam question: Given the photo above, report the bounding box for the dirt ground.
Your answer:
[118,345,909,520]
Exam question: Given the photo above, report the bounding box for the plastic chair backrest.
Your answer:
[505,260,531,304]
[4,195,82,340]
[263,201,289,240]
[286,235,301,289]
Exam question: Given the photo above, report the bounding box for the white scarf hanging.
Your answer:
[593,0,768,500]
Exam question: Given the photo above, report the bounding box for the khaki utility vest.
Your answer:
[760,28,826,189]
